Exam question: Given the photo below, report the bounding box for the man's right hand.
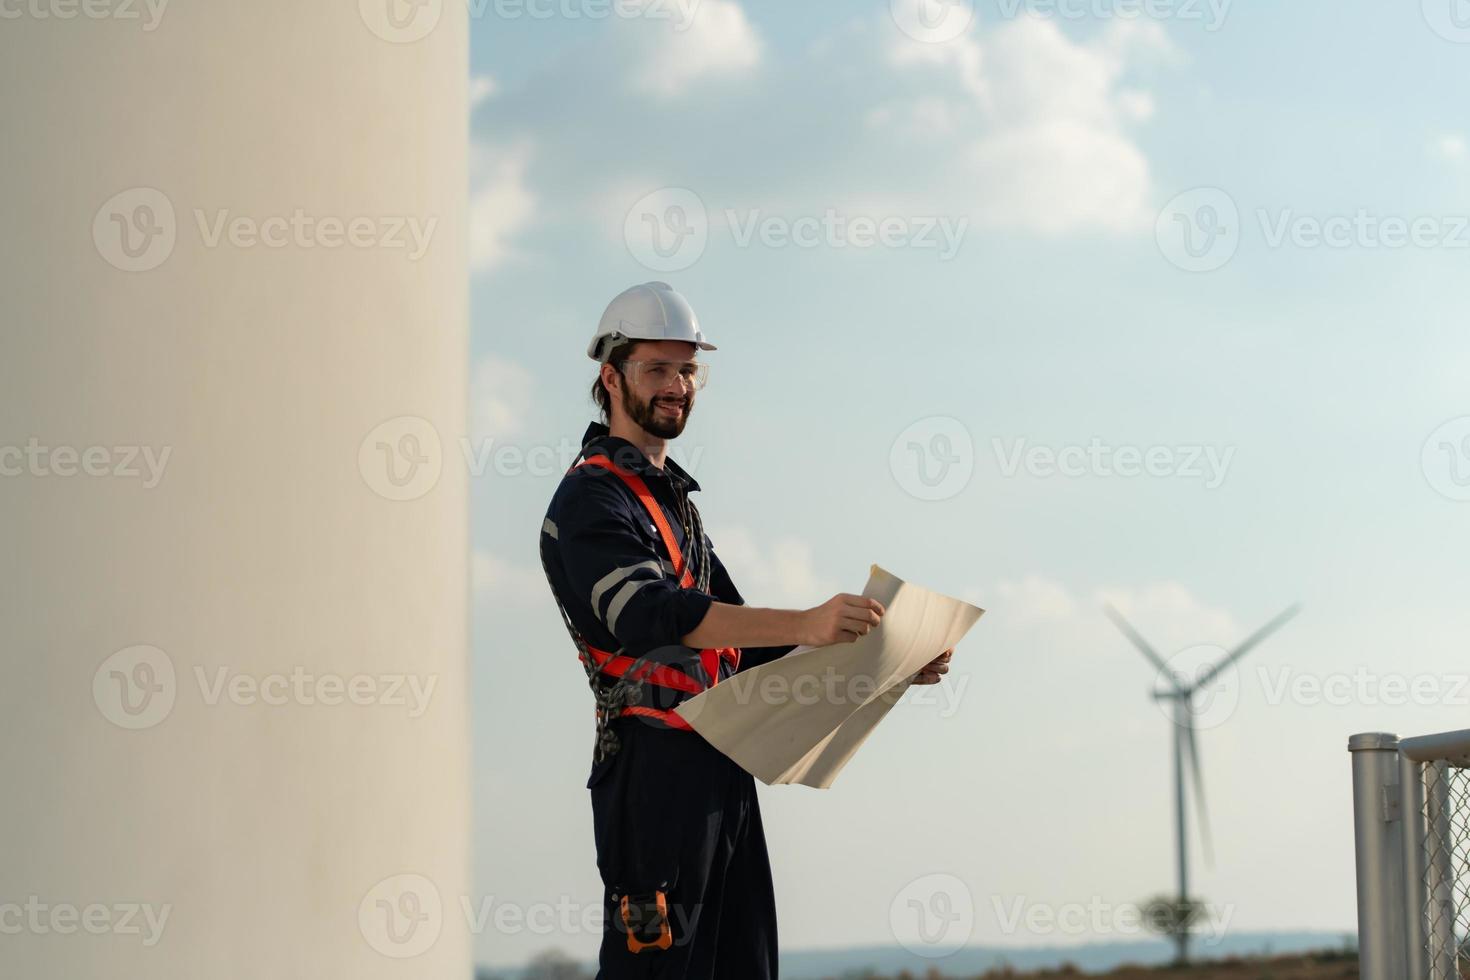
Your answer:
[800,593,885,646]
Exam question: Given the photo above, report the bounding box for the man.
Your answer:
[539,281,952,978]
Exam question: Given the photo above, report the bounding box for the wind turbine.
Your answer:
[1104,602,1302,965]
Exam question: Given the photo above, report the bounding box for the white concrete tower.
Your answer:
[0,2,470,976]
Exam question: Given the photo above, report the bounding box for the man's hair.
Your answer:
[590,340,639,423]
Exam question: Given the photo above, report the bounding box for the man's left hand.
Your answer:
[911,648,953,686]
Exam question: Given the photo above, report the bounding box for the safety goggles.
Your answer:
[621,359,710,391]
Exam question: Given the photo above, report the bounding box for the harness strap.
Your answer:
[567,454,742,730]
[576,454,742,687]
[581,645,705,696]
[578,455,694,588]
[618,706,693,731]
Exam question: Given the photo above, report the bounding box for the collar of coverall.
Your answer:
[580,421,702,493]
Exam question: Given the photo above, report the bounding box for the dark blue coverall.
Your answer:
[541,422,791,979]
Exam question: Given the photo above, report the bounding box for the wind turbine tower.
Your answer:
[1105,602,1301,965]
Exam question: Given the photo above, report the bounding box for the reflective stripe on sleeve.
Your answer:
[606,578,656,635]
[590,560,664,620]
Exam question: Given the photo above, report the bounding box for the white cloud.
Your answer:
[1094,580,1241,652]
[469,5,1175,252]
[704,525,837,608]
[886,26,988,105]
[470,74,499,106]
[473,549,548,605]
[875,13,1175,234]
[975,574,1242,652]
[629,0,763,99]
[469,141,536,272]
[866,95,962,135]
[1434,132,1468,164]
[969,118,1152,234]
[471,354,535,441]
[982,574,1080,625]
[1116,88,1156,123]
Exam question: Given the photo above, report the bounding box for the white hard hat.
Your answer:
[587,281,717,362]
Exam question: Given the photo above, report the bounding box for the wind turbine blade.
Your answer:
[1183,711,1214,868]
[1103,604,1183,693]
[1194,603,1302,691]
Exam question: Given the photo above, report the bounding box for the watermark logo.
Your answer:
[360,874,443,958]
[725,209,968,260]
[624,187,708,273]
[890,0,975,43]
[890,416,974,501]
[93,645,177,730]
[462,436,705,479]
[475,0,700,28]
[1422,0,1470,43]
[993,0,1231,30]
[624,188,967,270]
[1422,416,1470,501]
[666,661,971,727]
[93,188,177,273]
[890,872,974,957]
[194,667,437,717]
[1161,188,1470,271]
[1156,187,1239,272]
[93,652,436,725]
[1258,665,1470,709]
[1257,209,1470,250]
[359,416,444,501]
[1150,643,1238,730]
[192,210,437,258]
[992,437,1234,489]
[0,898,172,946]
[991,895,1234,942]
[0,440,171,487]
[94,190,436,269]
[0,0,169,28]
[360,0,443,43]
[362,0,703,38]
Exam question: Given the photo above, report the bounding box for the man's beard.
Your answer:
[622,384,692,439]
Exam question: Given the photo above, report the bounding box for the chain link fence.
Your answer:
[1422,760,1470,979]
[1352,729,1470,980]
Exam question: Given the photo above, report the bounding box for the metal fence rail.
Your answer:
[1351,728,1470,980]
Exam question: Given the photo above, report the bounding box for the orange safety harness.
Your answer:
[550,452,739,748]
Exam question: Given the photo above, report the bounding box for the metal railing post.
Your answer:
[1350,732,1407,980]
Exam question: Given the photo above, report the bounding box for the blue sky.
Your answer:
[466,0,1470,966]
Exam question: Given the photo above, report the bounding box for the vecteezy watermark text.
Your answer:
[357,416,712,501]
[360,0,701,44]
[93,645,440,730]
[0,898,171,947]
[724,209,968,261]
[194,666,437,718]
[995,0,1231,30]
[0,439,170,488]
[674,662,970,727]
[192,210,436,259]
[993,437,1235,489]
[624,188,969,272]
[93,188,439,273]
[358,874,702,958]
[1257,209,1470,251]
[1258,666,1470,709]
[992,895,1235,943]
[0,0,168,29]
[1158,187,1470,272]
